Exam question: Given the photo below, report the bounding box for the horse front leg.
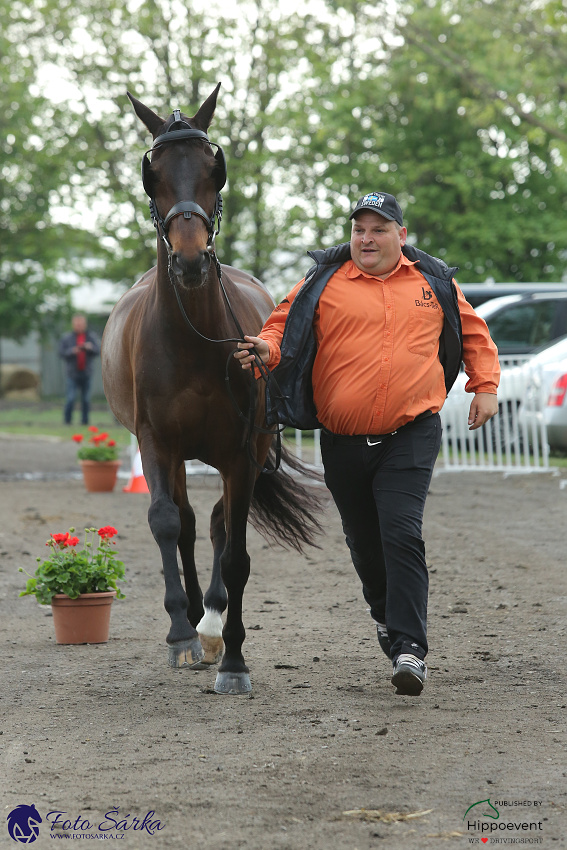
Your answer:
[214,458,255,695]
[195,497,228,668]
[146,460,204,669]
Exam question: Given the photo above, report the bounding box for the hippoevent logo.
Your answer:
[463,797,544,843]
[6,805,165,842]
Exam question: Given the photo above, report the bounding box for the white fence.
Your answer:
[438,355,552,474]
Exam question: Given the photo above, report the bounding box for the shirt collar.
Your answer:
[344,252,418,282]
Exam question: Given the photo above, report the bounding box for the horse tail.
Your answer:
[249,444,325,553]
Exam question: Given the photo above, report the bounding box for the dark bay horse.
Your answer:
[102,84,320,694]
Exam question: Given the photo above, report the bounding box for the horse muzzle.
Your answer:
[170,250,211,288]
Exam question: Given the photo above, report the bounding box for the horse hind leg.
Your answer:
[195,497,227,668]
[213,462,256,695]
[175,467,204,630]
[153,468,203,670]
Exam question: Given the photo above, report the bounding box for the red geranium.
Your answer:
[20,526,126,604]
[51,532,70,546]
[72,427,119,462]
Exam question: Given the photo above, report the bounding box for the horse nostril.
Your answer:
[201,250,212,276]
[170,252,186,277]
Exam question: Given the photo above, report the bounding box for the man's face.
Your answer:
[350,211,407,277]
[72,316,87,333]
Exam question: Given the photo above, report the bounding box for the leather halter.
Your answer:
[141,112,225,249]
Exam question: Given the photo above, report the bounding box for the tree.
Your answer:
[387,0,567,280]
[2,0,567,349]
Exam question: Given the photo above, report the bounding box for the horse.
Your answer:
[101,84,321,695]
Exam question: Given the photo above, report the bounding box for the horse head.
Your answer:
[128,84,226,289]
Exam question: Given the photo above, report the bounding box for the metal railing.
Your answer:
[438,355,552,475]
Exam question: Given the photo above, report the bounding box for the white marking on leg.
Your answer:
[196,608,223,638]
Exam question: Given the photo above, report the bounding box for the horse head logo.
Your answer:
[463,798,500,821]
[6,805,42,844]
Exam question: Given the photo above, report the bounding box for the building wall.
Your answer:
[0,319,106,398]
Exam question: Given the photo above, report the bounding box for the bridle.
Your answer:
[140,110,284,472]
[141,109,226,254]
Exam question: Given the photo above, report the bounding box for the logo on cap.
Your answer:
[362,193,385,208]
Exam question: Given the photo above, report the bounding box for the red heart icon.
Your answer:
[481,840,488,845]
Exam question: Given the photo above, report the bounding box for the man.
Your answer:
[58,314,100,425]
[235,192,500,696]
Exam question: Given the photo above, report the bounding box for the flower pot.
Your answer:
[80,460,121,492]
[51,592,117,644]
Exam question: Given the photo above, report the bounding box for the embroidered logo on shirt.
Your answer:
[415,288,439,309]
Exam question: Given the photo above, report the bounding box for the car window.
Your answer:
[486,301,557,350]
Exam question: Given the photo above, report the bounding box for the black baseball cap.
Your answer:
[349,192,403,226]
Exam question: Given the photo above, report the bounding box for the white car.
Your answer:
[521,339,567,451]
[442,334,567,452]
[545,364,567,451]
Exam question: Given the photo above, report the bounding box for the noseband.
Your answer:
[141,110,226,252]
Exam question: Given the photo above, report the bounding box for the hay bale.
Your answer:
[0,365,41,396]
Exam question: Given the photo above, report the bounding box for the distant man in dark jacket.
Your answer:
[58,314,100,425]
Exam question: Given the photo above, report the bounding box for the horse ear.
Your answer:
[190,83,221,131]
[127,92,166,139]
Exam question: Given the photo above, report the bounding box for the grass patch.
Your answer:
[0,399,131,449]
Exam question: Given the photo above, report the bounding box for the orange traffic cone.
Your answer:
[122,448,149,493]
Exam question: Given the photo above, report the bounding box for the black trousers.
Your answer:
[320,413,442,662]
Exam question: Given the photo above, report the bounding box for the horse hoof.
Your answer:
[196,634,224,667]
[167,638,204,669]
[214,671,252,695]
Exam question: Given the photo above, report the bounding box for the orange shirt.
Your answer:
[260,254,500,435]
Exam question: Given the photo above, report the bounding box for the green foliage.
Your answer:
[19,526,126,604]
[389,0,567,281]
[1,0,566,334]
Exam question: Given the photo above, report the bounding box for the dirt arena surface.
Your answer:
[1,434,565,848]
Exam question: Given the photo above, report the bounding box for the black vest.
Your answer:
[266,243,463,429]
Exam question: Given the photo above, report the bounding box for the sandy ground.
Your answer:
[0,434,566,849]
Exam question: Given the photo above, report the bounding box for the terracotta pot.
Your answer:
[51,592,117,644]
[80,460,121,492]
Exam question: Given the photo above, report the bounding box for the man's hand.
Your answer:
[468,392,499,430]
[233,335,270,371]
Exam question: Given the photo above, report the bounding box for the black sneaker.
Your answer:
[375,622,392,659]
[391,653,427,696]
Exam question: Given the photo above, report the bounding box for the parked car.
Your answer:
[470,291,567,356]
[442,335,567,452]
[521,338,567,452]
[545,366,567,451]
[460,282,567,309]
